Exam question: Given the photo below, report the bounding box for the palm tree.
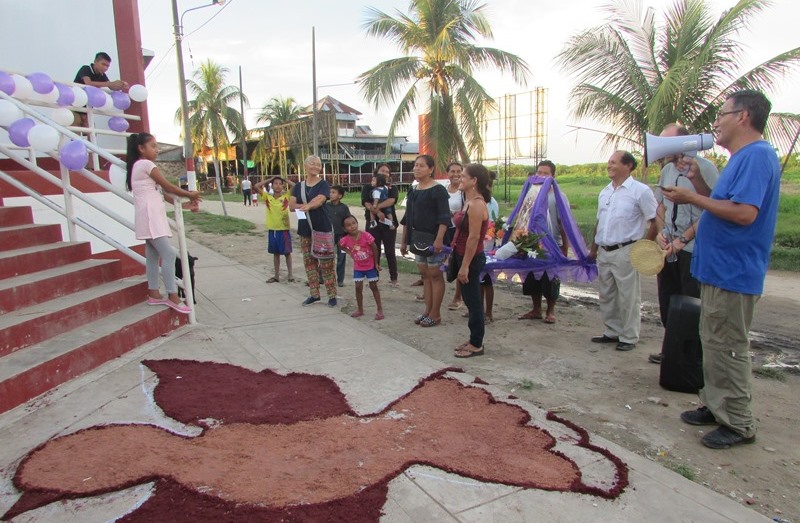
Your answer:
[358,0,530,171]
[256,96,302,127]
[556,0,800,154]
[175,59,247,214]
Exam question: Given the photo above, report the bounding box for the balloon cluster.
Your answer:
[1,70,149,169]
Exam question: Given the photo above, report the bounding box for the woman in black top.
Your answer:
[290,155,337,307]
[400,155,450,327]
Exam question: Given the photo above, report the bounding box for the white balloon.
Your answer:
[101,95,116,112]
[11,75,33,100]
[109,164,127,187]
[0,99,23,126]
[51,107,76,127]
[28,124,60,152]
[71,86,88,107]
[42,86,60,104]
[128,84,148,102]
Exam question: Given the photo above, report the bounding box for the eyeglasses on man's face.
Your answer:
[716,109,743,120]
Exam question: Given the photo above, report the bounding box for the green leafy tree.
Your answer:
[175,59,247,204]
[557,0,800,153]
[256,96,302,126]
[358,0,530,171]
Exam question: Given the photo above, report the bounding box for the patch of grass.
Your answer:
[663,461,696,481]
[395,256,421,275]
[519,379,535,390]
[753,366,787,382]
[180,211,259,235]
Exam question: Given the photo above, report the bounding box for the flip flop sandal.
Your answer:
[414,314,427,325]
[266,277,279,283]
[287,277,296,282]
[419,317,441,327]
[350,311,364,318]
[447,302,463,310]
[374,312,385,320]
[518,311,542,320]
[544,315,556,324]
[454,347,484,358]
[147,297,167,305]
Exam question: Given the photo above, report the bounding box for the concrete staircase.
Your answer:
[0,203,187,414]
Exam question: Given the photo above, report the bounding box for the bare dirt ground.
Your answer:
[186,203,800,521]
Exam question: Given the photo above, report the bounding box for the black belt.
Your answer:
[601,240,636,252]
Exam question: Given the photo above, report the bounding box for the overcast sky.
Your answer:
[138,0,800,165]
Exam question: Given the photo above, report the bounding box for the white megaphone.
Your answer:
[644,132,714,167]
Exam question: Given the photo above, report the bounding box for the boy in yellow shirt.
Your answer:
[254,176,295,283]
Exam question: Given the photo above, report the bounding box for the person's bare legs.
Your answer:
[273,253,281,281]
[448,281,463,309]
[423,263,445,322]
[544,296,557,323]
[482,283,494,323]
[354,281,364,314]
[369,281,383,314]
[285,254,293,280]
[417,263,431,317]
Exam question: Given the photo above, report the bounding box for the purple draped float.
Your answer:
[481,176,597,284]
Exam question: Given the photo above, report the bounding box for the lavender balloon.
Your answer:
[84,86,107,108]
[108,116,129,133]
[27,72,54,95]
[8,118,36,147]
[55,83,75,106]
[59,140,89,170]
[111,91,131,111]
[0,71,15,95]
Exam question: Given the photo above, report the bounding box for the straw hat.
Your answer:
[629,239,666,276]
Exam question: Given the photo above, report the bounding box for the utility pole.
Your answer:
[239,65,248,181]
[312,26,318,157]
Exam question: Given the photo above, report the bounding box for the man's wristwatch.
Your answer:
[678,235,690,244]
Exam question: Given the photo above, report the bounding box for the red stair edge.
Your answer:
[0,281,149,357]
[0,242,92,280]
[0,308,188,415]
[0,224,63,252]
[0,260,122,314]
[0,206,33,227]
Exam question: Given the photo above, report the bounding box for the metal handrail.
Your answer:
[0,89,196,323]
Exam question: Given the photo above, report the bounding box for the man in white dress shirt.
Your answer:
[588,151,658,351]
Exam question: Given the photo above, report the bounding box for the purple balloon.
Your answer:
[111,91,131,111]
[0,71,14,95]
[55,83,75,106]
[27,72,54,95]
[108,116,129,133]
[59,140,89,170]
[84,85,106,108]
[8,118,35,147]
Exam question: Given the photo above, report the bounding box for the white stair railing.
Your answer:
[0,87,196,323]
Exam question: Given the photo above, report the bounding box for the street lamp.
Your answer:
[171,0,226,214]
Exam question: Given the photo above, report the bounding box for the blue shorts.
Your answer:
[267,230,292,255]
[414,251,448,267]
[353,268,379,282]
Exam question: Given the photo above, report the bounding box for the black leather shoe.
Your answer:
[616,341,636,351]
[591,334,619,343]
[680,406,717,426]
[702,426,755,449]
[648,353,663,364]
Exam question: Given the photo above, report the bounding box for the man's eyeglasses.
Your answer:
[717,109,743,119]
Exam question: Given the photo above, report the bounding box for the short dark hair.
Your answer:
[536,160,557,176]
[94,52,112,62]
[662,123,689,136]
[342,214,357,227]
[727,90,771,134]
[619,151,638,171]
[331,185,345,196]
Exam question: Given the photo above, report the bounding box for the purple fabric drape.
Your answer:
[481,176,597,283]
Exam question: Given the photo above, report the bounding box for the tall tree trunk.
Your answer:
[212,139,228,217]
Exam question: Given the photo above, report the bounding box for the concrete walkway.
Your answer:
[0,203,770,522]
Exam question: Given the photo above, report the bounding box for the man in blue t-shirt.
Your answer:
[663,90,781,450]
